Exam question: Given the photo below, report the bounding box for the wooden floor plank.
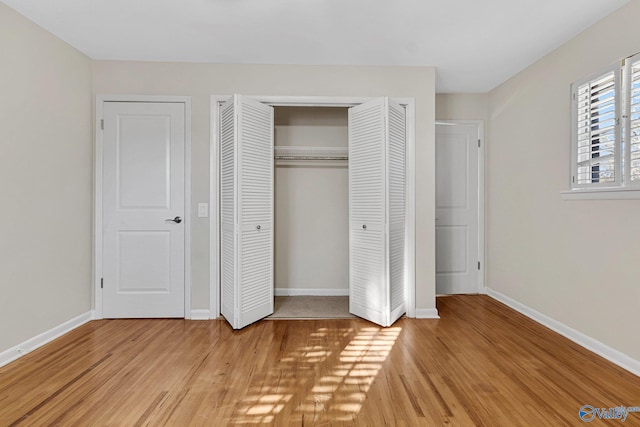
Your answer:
[0,295,638,426]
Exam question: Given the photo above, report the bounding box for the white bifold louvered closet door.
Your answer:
[220,95,274,329]
[349,97,406,327]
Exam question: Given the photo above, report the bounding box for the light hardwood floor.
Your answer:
[1,295,638,426]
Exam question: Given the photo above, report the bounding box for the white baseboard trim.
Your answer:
[275,288,349,297]
[485,287,640,377]
[190,309,212,320]
[415,308,440,319]
[0,311,93,369]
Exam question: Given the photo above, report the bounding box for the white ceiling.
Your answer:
[1,0,629,92]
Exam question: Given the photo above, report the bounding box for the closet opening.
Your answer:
[211,94,417,329]
[271,107,353,319]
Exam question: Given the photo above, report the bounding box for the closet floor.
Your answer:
[269,296,355,319]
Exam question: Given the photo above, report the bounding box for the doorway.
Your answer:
[435,121,484,294]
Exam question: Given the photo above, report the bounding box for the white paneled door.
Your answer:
[220,95,274,329]
[349,98,406,327]
[435,122,480,294]
[102,102,186,318]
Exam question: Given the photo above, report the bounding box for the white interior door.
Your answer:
[435,122,480,294]
[349,97,406,327]
[220,95,274,329]
[102,102,186,318]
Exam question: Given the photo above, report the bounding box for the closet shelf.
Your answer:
[273,146,349,164]
[274,146,348,160]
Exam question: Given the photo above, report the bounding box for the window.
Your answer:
[570,52,640,192]
[571,65,620,187]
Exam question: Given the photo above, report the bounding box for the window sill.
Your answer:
[561,187,640,200]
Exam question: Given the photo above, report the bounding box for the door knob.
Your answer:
[256,225,261,230]
[362,224,367,230]
[166,216,182,224]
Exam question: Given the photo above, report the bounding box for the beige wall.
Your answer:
[0,4,93,353]
[487,1,640,360]
[274,108,349,293]
[436,94,488,121]
[92,62,437,313]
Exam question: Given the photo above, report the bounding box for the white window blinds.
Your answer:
[572,67,620,187]
[627,55,640,184]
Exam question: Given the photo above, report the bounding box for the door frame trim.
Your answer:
[94,95,192,319]
[435,120,485,293]
[210,95,417,319]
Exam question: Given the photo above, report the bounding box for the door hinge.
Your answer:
[572,176,575,183]
[478,139,481,148]
[477,261,481,270]
[100,119,104,130]
[100,278,103,289]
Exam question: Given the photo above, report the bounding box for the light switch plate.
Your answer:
[197,203,209,218]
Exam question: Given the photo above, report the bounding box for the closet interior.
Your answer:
[272,107,350,318]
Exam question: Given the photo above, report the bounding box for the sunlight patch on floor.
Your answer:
[230,325,401,424]
[307,327,401,421]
